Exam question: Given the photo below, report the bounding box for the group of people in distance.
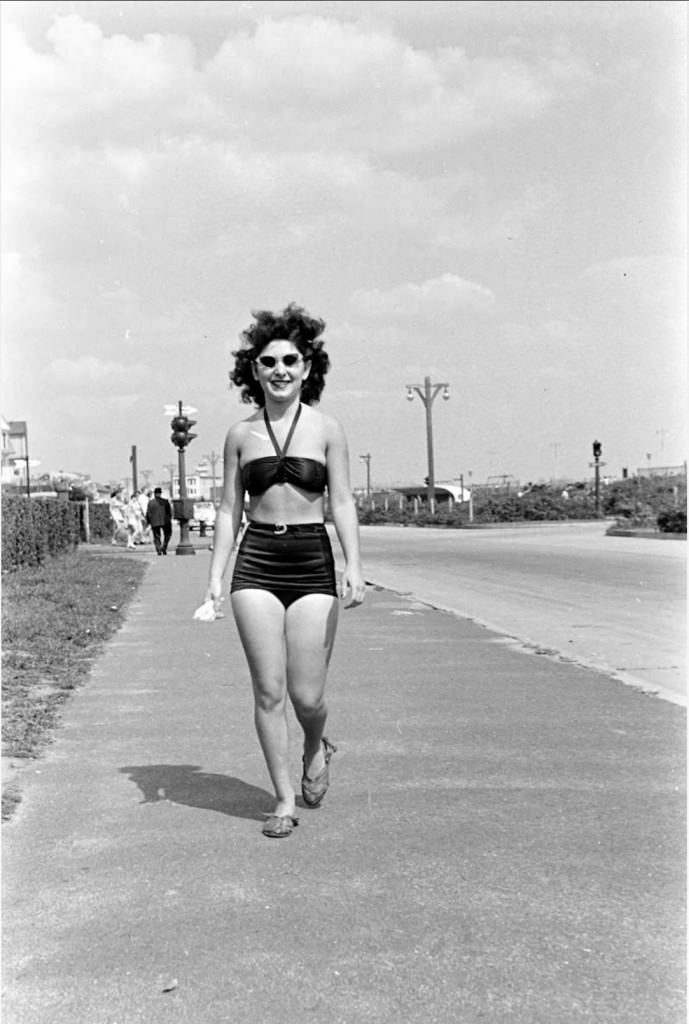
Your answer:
[109,486,172,555]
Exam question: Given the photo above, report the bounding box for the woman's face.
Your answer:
[253,339,310,403]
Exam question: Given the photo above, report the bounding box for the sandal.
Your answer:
[262,814,299,838]
[301,737,337,808]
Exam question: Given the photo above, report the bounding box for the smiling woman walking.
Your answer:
[202,303,365,838]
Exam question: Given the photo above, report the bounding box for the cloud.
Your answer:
[0,8,583,295]
[204,14,569,155]
[3,9,574,159]
[351,273,496,321]
[2,16,201,147]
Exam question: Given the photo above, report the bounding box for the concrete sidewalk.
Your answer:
[1,544,685,1024]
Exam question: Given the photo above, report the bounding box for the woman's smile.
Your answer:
[256,341,309,398]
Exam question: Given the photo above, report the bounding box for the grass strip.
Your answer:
[1,548,146,819]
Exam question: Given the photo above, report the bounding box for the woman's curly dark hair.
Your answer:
[230,303,330,407]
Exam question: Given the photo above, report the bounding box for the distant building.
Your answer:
[636,464,687,480]
[173,462,221,502]
[484,474,520,491]
[172,473,220,501]
[393,480,472,503]
[172,473,201,499]
[1,417,29,487]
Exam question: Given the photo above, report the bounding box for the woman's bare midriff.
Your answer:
[247,485,325,525]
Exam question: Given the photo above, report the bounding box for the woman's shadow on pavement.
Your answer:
[119,764,273,821]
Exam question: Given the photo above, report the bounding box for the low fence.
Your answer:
[355,491,601,526]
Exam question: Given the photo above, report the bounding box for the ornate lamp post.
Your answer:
[405,377,450,507]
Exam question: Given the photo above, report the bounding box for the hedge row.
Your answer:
[357,478,686,530]
[657,509,687,534]
[86,501,116,541]
[2,496,82,571]
[358,491,601,527]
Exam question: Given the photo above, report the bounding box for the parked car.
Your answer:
[190,501,216,532]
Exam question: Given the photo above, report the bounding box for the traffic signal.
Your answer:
[171,414,197,450]
[592,440,602,459]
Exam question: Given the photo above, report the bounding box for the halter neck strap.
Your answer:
[263,403,302,460]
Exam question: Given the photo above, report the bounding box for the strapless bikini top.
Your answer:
[241,406,327,497]
[241,456,327,496]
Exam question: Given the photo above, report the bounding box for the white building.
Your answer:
[172,463,221,501]
[1,416,29,487]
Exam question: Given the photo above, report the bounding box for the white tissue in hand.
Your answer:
[193,600,218,622]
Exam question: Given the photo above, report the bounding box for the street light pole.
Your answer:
[359,453,371,498]
[406,376,450,508]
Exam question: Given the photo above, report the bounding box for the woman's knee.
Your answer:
[290,688,326,719]
[253,679,287,714]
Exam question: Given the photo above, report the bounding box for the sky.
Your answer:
[1,0,686,491]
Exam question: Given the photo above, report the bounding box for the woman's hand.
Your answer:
[340,566,366,609]
[204,580,225,615]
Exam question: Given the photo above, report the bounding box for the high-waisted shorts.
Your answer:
[231,522,337,608]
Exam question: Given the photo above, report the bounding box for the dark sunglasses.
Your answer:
[256,354,302,369]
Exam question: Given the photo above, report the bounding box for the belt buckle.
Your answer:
[274,522,287,535]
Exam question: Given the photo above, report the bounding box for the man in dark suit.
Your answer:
[146,488,173,555]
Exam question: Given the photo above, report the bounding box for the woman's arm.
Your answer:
[205,425,245,608]
[325,416,366,608]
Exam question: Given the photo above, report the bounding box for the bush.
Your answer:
[2,496,81,571]
[356,489,600,527]
[355,476,687,529]
[657,509,687,534]
[357,505,404,526]
[604,477,686,519]
[82,501,115,542]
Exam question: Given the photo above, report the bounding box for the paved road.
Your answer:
[355,522,687,705]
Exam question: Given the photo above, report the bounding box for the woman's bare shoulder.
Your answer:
[302,404,338,426]
[302,405,344,441]
[226,411,261,449]
[311,411,349,455]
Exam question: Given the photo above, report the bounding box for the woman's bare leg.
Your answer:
[231,589,295,817]
[285,595,339,777]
